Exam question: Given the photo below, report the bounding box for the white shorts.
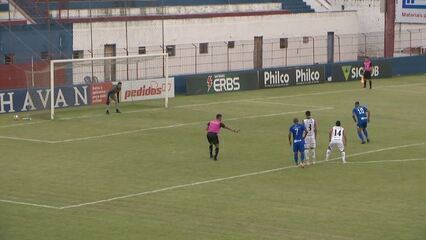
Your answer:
[328,140,344,152]
[304,136,316,149]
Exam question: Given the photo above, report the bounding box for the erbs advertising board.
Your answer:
[331,60,392,82]
[121,78,175,102]
[185,71,258,95]
[259,65,325,88]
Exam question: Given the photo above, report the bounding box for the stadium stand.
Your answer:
[0,2,8,12]
[8,0,48,23]
[281,0,314,13]
[7,0,313,23]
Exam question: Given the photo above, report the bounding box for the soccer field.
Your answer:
[0,75,425,240]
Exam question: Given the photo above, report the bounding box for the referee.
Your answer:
[363,57,372,89]
[206,114,239,160]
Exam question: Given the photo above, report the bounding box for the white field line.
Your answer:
[377,88,426,95]
[244,100,329,109]
[0,142,423,210]
[0,107,333,144]
[379,82,426,89]
[0,135,54,144]
[328,158,426,164]
[0,199,61,209]
[51,107,334,144]
[0,120,45,129]
[58,142,425,210]
[2,81,425,129]
[59,107,164,120]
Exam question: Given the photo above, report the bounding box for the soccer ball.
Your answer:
[13,114,19,121]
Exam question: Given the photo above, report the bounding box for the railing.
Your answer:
[9,0,49,23]
[69,30,425,77]
[42,0,308,10]
[0,28,425,90]
[9,0,312,23]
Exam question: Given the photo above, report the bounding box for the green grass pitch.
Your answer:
[0,75,425,240]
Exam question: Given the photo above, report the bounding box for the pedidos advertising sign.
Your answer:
[185,71,258,95]
[331,60,392,82]
[121,78,175,102]
[259,65,325,88]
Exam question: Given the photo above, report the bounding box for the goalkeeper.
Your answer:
[106,82,122,114]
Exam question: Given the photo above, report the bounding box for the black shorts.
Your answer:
[207,132,219,145]
[363,71,371,79]
[106,92,116,104]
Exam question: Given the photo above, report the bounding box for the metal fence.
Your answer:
[80,29,426,77]
[1,25,425,89]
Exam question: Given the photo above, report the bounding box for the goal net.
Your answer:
[50,53,171,120]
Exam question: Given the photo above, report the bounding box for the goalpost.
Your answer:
[50,53,170,120]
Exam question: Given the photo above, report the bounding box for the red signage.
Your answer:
[91,82,113,105]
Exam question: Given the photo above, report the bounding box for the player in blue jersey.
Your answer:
[352,101,371,144]
[288,118,308,167]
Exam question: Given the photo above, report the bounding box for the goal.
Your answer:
[50,53,170,120]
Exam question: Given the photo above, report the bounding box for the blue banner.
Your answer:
[0,85,90,114]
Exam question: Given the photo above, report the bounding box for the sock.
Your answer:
[209,145,213,157]
[341,151,346,162]
[326,149,331,161]
[214,147,219,159]
[300,151,305,162]
[363,80,366,88]
[357,131,365,141]
[363,128,369,139]
[369,80,372,89]
[304,150,310,161]
[312,149,316,161]
[294,152,299,165]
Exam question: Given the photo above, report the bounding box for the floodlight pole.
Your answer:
[309,36,315,64]
[161,0,165,77]
[125,1,129,81]
[335,34,341,62]
[89,0,94,80]
[407,30,412,56]
[384,0,395,58]
[192,43,197,74]
[361,33,367,56]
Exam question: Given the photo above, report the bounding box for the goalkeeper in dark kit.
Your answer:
[106,82,122,114]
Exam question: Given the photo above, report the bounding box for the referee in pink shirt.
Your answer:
[206,114,239,160]
[363,57,373,89]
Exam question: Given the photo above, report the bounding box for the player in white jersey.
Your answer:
[303,111,317,165]
[325,120,347,163]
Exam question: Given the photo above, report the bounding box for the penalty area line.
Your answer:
[2,107,333,144]
[53,107,333,143]
[1,81,425,130]
[0,199,62,210]
[0,142,423,210]
[0,135,55,144]
[59,142,425,210]
[327,158,426,164]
